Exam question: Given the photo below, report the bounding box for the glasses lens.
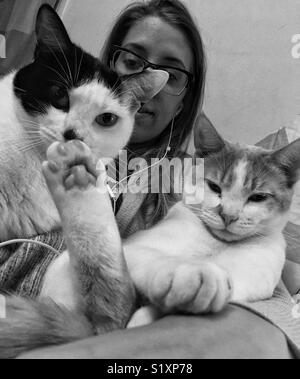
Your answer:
[112,49,190,96]
[113,50,145,76]
[163,68,189,96]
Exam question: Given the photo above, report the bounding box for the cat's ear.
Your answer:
[194,113,226,157]
[121,70,169,108]
[272,138,300,186]
[35,4,72,57]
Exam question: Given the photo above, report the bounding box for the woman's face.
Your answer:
[120,16,193,144]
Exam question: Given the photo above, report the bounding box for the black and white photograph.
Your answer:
[0,0,299,361]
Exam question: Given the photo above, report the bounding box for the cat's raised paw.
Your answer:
[43,141,98,193]
[42,140,112,232]
[148,260,233,315]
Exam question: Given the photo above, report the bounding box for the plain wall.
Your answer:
[59,0,300,144]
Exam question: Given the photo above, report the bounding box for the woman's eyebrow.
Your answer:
[122,43,147,55]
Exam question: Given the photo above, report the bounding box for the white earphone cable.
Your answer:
[110,117,175,198]
[0,239,61,255]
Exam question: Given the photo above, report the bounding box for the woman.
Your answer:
[18,0,298,358]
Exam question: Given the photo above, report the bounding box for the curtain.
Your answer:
[0,0,60,75]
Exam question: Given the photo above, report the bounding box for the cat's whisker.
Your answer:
[46,42,72,87]
[21,129,41,134]
[41,131,58,143]
[13,86,27,93]
[112,78,129,96]
[49,30,74,86]
[0,139,44,156]
[17,141,45,153]
[113,86,145,98]
[112,74,138,94]
[74,47,78,85]
[41,63,70,88]
[19,119,41,128]
[76,49,84,84]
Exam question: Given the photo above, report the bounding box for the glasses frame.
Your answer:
[111,45,194,96]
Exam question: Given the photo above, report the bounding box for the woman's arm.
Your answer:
[283,260,300,295]
[17,305,292,359]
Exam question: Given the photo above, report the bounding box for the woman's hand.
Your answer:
[283,260,300,295]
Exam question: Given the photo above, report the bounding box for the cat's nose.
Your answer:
[220,211,239,227]
[64,129,81,141]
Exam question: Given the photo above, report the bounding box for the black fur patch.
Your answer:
[14,4,121,116]
[14,44,121,116]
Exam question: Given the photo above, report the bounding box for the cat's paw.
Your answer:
[43,141,98,192]
[42,140,110,224]
[148,260,233,314]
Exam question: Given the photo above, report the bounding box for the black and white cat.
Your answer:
[0,5,168,358]
[0,5,168,242]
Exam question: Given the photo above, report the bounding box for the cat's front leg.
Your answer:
[145,257,232,314]
[42,141,136,333]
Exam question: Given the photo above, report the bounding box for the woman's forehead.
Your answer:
[122,16,193,71]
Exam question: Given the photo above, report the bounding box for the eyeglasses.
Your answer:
[111,46,193,96]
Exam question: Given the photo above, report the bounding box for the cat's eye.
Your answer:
[50,86,69,110]
[206,180,222,195]
[95,113,119,127]
[248,193,271,203]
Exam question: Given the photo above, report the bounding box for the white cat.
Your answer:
[127,120,300,327]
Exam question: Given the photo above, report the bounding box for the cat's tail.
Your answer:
[0,296,95,359]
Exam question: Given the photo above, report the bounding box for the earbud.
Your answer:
[175,104,184,117]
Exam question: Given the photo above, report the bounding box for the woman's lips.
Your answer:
[137,105,155,116]
[136,108,155,119]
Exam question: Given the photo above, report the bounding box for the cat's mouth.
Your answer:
[207,227,246,242]
[206,225,256,243]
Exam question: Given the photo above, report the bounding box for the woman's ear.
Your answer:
[121,70,169,110]
[194,113,226,158]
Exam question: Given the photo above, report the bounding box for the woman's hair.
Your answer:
[101,0,206,224]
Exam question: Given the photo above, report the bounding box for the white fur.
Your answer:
[0,73,60,240]
[40,251,77,309]
[125,201,286,328]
